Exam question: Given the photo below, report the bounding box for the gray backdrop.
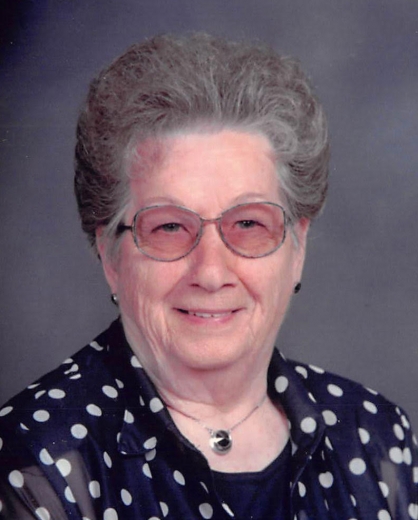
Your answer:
[1,0,417,431]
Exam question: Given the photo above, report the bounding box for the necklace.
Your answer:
[167,394,267,455]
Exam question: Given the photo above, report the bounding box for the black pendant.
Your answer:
[210,429,232,454]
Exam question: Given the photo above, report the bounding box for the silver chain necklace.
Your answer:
[167,394,267,455]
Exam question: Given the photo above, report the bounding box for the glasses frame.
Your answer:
[116,202,289,262]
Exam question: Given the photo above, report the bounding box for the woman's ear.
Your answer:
[96,227,119,294]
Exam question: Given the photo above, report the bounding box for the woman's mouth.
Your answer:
[176,309,238,319]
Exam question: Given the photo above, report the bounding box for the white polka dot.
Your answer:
[150,398,164,413]
[295,366,308,378]
[89,340,103,351]
[64,486,76,503]
[319,472,334,488]
[86,404,102,417]
[0,500,3,512]
[403,447,412,465]
[358,428,370,444]
[309,364,325,374]
[70,374,82,380]
[102,385,118,399]
[363,401,377,414]
[35,390,46,399]
[148,517,160,520]
[275,376,288,393]
[401,415,410,429]
[139,395,145,406]
[121,489,132,505]
[104,508,118,520]
[393,423,405,441]
[131,355,142,368]
[39,448,54,465]
[413,467,418,484]
[0,406,13,417]
[89,480,101,498]
[71,424,88,439]
[145,449,156,462]
[160,502,169,517]
[200,481,209,493]
[0,438,3,451]
[9,470,24,488]
[377,510,391,520]
[35,507,50,520]
[349,458,366,475]
[350,494,357,507]
[389,446,403,464]
[325,436,334,450]
[144,436,157,449]
[20,423,29,431]
[104,452,112,468]
[221,503,234,516]
[124,410,134,424]
[308,392,317,403]
[33,410,50,422]
[298,481,306,497]
[174,470,185,485]
[327,384,343,397]
[56,459,72,477]
[199,503,213,519]
[379,481,389,498]
[408,503,418,520]
[48,389,66,399]
[115,379,124,389]
[28,383,40,389]
[64,364,79,375]
[366,386,378,395]
[301,417,317,434]
[142,463,152,479]
[322,410,337,426]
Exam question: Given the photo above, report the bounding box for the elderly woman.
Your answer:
[0,33,416,520]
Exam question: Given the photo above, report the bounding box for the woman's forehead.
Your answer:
[127,130,282,213]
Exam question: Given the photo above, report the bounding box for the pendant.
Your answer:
[209,429,232,454]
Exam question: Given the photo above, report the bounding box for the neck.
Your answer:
[141,350,271,421]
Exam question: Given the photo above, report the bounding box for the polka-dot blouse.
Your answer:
[0,320,417,519]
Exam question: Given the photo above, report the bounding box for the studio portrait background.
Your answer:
[1,0,417,431]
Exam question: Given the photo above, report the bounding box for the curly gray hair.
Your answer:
[74,32,329,255]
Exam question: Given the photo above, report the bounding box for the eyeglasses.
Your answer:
[116,202,288,262]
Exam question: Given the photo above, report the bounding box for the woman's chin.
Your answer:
[169,339,253,373]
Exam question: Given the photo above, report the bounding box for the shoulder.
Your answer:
[0,323,126,458]
[285,357,416,456]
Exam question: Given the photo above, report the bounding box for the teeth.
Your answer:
[191,312,230,318]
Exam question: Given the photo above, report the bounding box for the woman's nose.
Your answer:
[188,224,237,292]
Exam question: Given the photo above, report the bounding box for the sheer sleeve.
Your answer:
[0,440,97,520]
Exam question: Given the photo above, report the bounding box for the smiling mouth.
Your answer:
[177,309,238,319]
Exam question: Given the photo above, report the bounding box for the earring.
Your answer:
[111,293,119,306]
[293,282,302,294]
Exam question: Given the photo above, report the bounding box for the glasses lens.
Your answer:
[134,206,200,260]
[220,203,285,257]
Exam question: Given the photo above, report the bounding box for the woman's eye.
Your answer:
[156,222,182,233]
[236,220,262,229]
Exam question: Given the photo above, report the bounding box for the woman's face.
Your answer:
[99,130,309,378]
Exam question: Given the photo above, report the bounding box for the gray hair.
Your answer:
[74,32,329,254]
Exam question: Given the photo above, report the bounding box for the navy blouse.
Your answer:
[0,320,417,519]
